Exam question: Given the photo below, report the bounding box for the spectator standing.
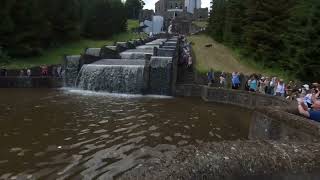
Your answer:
[52,66,56,77]
[26,69,31,77]
[264,77,271,94]
[19,69,25,77]
[259,77,266,94]
[269,77,277,95]
[57,65,62,77]
[187,55,192,71]
[207,69,214,87]
[41,65,48,76]
[275,79,286,97]
[285,81,294,99]
[245,79,251,91]
[219,72,226,88]
[249,76,257,92]
[301,84,309,97]
[231,72,241,89]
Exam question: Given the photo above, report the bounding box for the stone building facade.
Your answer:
[155,0,185,15]
[154,0,207,21]
[139,9,154,22]
[193,8,208,20]
[139,0,208,34]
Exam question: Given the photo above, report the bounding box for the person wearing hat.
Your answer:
[298,99,320,122]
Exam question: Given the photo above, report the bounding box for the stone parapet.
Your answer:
[0,77,62,88]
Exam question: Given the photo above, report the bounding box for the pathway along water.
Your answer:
[0,89,251,179]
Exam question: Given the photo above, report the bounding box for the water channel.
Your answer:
[0,88,252,179]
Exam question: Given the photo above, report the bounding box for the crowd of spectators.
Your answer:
[206,70,320,122]
[297,83,320,122]
[0,65,63,78]
[179,36,193,71]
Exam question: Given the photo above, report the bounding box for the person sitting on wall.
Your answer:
[298,98,320,122]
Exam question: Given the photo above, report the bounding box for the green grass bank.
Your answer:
[188,34,294,81]
[1,20,144,70]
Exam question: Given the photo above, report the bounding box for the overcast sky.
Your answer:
[143,0,211,10]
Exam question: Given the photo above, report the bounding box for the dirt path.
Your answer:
[188,34,258,75]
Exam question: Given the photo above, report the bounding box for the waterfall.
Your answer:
[63,55,81,87]
[76,59,146,94]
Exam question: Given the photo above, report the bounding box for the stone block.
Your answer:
[84,48,101,57]
[156,48,175,57]
[100,46,120,59]
[149,56,173,95]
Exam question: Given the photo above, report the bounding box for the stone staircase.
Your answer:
[177,66,194,84]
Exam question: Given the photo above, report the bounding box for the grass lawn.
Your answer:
[188,34,293,80]
[1,19,145,69]
[188,34,258,75]
[192,21,208,28]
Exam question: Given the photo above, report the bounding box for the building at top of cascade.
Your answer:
[138,0,208,34]
[154,0,208,21]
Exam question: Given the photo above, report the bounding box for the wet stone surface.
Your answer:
[121,141,320,180]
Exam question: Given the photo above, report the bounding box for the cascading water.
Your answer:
[76,59,146,94]
[63,55,81,87]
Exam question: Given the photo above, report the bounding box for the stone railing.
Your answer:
[175,84,320,141]
[0,77,62,88]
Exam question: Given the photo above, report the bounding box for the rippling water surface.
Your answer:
[0,89,251,179]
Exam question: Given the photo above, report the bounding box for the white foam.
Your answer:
[60,88,173,99]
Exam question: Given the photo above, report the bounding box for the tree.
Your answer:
[207,0,320,81]
[43,0,81,43]
[125,0,145,19]
[0,0,129,59]
[5,0,49,57]
[83,0,127,38]
[223,0,247,45]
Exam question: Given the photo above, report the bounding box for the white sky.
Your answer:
[143,0,211,10]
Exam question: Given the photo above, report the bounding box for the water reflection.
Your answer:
[0,89,251,179]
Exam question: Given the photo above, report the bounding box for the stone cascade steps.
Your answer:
[116,36,180,95]
[63,36,158,87]
[63,34,180,95]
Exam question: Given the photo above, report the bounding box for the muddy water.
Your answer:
[0,89,251,179]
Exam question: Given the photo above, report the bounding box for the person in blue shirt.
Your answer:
[249,76,257,92]
[232,72,241,89]
[298,99,320,122]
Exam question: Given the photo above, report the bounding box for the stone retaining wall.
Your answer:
[175,84,290,108]
[250,108,320,142]
[0,77,62,88]
[175,84,320,139]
